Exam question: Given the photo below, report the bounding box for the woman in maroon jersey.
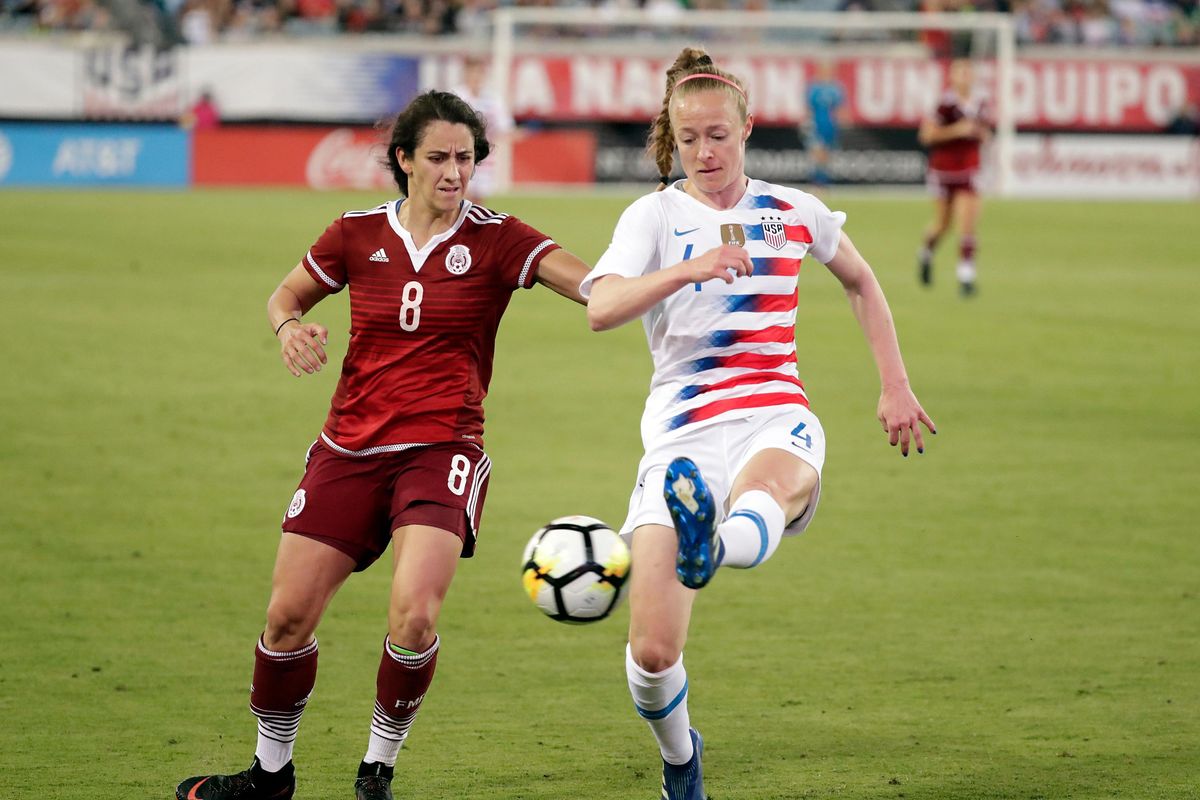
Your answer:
[917,58,991,297]
[176,91,590,800]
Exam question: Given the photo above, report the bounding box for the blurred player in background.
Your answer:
[450,55,516,204]
[917,57,991,297]
[581,47,935,800]
[175,90,589,800]
[802,59,846,190]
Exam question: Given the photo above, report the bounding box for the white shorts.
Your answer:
[618,404,826,541]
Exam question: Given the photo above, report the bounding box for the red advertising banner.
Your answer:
[193,126,597,188]
[193,127,393,188]
[507,55,1200,131]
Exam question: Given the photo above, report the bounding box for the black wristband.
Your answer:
[275,317,299,335]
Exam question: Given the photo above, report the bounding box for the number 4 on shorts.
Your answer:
[791,421,813,450]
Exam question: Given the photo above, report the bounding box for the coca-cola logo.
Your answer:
[305,128,393,191]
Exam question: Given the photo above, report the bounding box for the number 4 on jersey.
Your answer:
[791,421,813,450]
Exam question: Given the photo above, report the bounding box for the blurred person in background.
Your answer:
[582,47,934,800]
[180,89,221,129]
[1164,100,1199,135]
[178,0,216,42]
[801,59,846,191]
[917,57,990,297]
[174,90,591,800]
[450,55,515,203]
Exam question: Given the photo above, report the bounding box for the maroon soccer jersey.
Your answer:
[927,90,990,176]
[302,200,560,455]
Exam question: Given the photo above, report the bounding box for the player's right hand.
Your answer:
[685,244,753,285]
[278,321,329,377]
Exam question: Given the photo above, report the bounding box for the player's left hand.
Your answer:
[877,383,936,457]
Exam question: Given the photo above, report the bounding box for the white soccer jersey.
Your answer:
[580,178,845,445]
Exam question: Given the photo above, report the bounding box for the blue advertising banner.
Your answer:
[0,124,189,187]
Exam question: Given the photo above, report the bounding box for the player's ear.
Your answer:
[743,113,754,143]
[396,147,413,174]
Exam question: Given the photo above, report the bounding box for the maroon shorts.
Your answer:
[281,440,492,571]
[927,169,979,200]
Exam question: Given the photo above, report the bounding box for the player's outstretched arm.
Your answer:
[536,249,592,305]
[918,115,977,147]
[586,244,752,331]
[268,262,331,378]
[823,232,936,456]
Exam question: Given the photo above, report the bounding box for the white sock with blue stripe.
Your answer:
[626,644,694,765]
[718,489,785,569]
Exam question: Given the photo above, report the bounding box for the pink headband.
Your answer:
[674,72,747,100]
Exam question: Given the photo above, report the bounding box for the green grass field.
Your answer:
[1,188,1197,800]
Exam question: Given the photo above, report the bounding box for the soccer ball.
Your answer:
[520,515,631,624]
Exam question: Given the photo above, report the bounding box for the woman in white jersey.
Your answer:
[579,48,936,800]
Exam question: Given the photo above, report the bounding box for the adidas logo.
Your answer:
[369,248,389,263]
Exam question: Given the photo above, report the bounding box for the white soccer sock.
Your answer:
[717,489,786,569]
[255,735,293,774]
[626,644,693,765]
[364,731,403,768]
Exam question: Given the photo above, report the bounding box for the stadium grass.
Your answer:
[0,188,1196,800]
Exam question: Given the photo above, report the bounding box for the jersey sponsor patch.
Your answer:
[446,244,472,275]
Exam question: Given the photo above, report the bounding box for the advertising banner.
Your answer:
[0,41,78,119]
[193,126,394,189]
[1,40,1196,133]
[185,47,421,123]
[81,44,186,120]
[1009,134,1200,198]
[0,123,189,187]
[193,126,598,188]
[504,55,1200,131]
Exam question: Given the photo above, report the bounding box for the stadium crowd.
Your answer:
[1,0,1197,45]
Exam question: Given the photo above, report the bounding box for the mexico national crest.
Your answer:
[762,221,787,251]
[446,244,472,275]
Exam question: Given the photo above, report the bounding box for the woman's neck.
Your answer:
[398,199,464,248]
[684,175,749,211]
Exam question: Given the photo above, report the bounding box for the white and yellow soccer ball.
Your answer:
[520,515,631,624]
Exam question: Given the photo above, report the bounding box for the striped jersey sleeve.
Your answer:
[303,216,347,292]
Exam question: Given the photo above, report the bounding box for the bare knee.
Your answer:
[389,602,440,651]
[264,598,320,651]
[629,636,683,674]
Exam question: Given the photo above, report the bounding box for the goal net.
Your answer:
[489,7,1015,195]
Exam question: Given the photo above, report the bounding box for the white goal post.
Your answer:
[489,7,1016,195]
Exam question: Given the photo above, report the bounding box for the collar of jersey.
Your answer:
[386,199,473,272]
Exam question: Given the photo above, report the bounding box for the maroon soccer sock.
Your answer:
[250,636,318,772]
[960,235,977,262]
[364,635,440,766]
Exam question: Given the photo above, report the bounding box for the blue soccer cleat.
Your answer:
[660,728,706,800]
[664,457,721,589]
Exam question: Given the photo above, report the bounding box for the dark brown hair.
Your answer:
[647,48,750,189]
[383,90,491,195]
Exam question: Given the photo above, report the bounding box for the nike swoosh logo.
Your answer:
[673,227,700,237]
[187,778,210,800]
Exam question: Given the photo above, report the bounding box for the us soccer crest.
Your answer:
[445,244,472,275]
[761,221,787,250]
